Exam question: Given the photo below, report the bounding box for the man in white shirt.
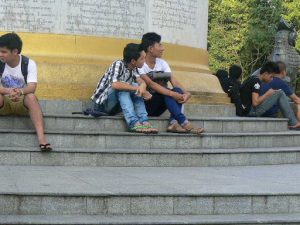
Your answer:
[0,33,52,151]
[138,32,204,134]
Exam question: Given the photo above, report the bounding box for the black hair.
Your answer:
[260,61,278,75]
[275,61,286,73]
[0,32,23,54]
[215,69,229,79]
[229,65,242,80]
[141,32,161,52]
[123,43,143,64]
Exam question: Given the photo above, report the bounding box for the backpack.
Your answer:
[0,55,29,84]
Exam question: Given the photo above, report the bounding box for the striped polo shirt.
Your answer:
[91,60,140,104]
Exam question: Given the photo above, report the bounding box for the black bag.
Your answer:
[147,71,171,80]
[147,71,171,93]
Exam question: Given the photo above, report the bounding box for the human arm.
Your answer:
[111,77,147,96]
[140,74,183,102]
[111,81,139,92]
[289,94,300,105]
[0,86,14,95]
[252,88,277,107]
[9,83,37,102]
[170,75,191,104]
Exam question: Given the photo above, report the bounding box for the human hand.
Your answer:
[178,92,191,104]
[170,91,184,102]
[142,91,152,101]
[135,84,147,97]
[9,88,21,102]
[266,88,277,96]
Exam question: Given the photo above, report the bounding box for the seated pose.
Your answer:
[240,61,300,129]
[215,67,245,116]
[91,43,157,133]
[138,32,204,134]
[260,61,300,120]
[0,32,52,151]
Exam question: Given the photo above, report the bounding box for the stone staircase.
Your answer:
[0,100,300,224]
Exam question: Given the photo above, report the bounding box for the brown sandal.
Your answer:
[167,122,188,133]
[182,122,204,135]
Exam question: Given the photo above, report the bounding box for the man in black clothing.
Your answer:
[240,61,300,128]
[215,67,245,116]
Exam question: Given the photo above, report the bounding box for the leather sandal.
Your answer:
[182,122,204,135]
[167,122,188,133]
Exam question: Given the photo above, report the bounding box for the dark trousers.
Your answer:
[145,87,187,124]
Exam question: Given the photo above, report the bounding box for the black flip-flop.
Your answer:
[39,143,53,151]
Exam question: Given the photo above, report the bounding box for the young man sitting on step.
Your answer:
[240,61,300,129]
[0,32,52,151]
[138,32,204,134]
[91,43,158,133]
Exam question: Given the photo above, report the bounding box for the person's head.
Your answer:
[0,32,23,63]
[229,64,242,80]
[141,32,164,58]
[215,69,229,80]
[259,61,278,83]
[123,43,145,69]
[275,61,287,78]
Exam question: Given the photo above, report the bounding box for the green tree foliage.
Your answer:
[208,0,300,78]
[282,0,300,50]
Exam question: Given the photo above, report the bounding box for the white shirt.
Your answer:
[138,58,171,74]
[0,55,37,88]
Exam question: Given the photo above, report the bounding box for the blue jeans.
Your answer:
[145,87,187,125]
[117,90,149,128]
[248,90,298,126]
[93,88,120,115]
[164,87,188,125]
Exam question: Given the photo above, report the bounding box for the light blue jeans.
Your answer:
[93,88,120,115]
[117,90,149,128]
[248,90,298,126]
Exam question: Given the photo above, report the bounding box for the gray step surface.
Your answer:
[0,114,288,133]
[39,100,236,117]
[1,164,300,216]
[0,146,299,167]
[1,213,300,224]
[1,129,300,149]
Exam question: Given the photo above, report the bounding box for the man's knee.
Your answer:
[24,93,38,102]
[274,89,285,97]
[23,94,39,108]
[172,87,183,94]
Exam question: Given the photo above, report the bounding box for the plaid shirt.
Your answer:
[91,60,140,104]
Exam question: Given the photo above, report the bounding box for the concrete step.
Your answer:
[39,100,236,117]
[1,129,300,149]
[0,164,300,216]
[0,114,288,133]
[0,146,299,167]
[1,213,300,224]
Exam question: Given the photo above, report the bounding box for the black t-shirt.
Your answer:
[240,76,261,114]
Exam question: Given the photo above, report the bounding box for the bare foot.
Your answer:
[289,122,300,129]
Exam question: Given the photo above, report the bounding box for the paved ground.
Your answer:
[0,164,300,196]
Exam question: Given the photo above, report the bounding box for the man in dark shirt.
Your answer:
[260,61,300,120]
[215,66,245,116]
[240,61,300,129]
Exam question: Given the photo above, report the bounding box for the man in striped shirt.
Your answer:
[91,43,157,133]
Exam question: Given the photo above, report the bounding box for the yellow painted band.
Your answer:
[0,32,227,103]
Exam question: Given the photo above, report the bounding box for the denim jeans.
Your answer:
[248,90,298,126]
[93,88,120,115]
[117,90,149,128]
[145,87,187,125]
